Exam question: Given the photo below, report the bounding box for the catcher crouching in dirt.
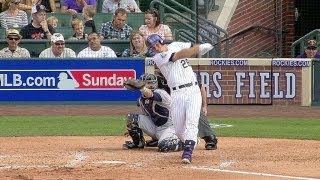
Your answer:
[123,73,218,151]
[123,73,183,152]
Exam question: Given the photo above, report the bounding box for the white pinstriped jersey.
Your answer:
[153,42,198,88]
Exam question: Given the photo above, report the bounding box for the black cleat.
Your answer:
[145,139,158,147]
[203,136,218,150]
[122,140,145,150]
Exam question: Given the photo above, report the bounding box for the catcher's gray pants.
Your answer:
[137,115,178,142]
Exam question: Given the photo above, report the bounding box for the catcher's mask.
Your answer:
[140,73,158,90]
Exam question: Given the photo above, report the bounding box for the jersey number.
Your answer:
[181,59,189,68]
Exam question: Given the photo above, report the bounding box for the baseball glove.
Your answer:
[124,79,146,91]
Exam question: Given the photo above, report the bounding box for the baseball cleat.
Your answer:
[122,141,145,150]
[181,149,192,164]
[203,136,218,150]
[145,139,158,147]
[181,157,191,164]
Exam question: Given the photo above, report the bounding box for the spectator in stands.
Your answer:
[102,0,141,13]
[0,29,30,58]
[139,8,173,40]
[100,8,132,40]
[61,0,96,16]
[18,0,32,13]
[39,33,76,58]
[1,0,32,13]
[82,5,96,32]
[33,0,56,13]
[296,39,320,58]
[20,4,55,39]
[46,16,58,28]
[121,30,154,58]
[69,18,87,40]
[0,0,28,29]
[77,31,117,58]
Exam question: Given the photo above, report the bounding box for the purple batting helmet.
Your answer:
[146,34,164,48]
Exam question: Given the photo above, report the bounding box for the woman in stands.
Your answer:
[33,0,56,13]
[0,0,28,29]
[121,30,155,58]
[139,8,173,40]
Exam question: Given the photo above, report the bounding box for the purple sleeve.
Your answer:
[296,54,306,58]
[61,0,69,7]
[87,0,97,6]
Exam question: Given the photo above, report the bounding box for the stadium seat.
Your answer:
[127,13,145,30]
[19,39,50,57]
[0,28,7,39]
[55,27,75,39]
[47,13,73,27]
[94,13,113,34]
[65,40,89,54]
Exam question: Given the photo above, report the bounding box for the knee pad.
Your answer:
[126,113,139,130]
[158,138,183,152]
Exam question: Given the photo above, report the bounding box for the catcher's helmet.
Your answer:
[146,34,163,48]
[140,73,158,90]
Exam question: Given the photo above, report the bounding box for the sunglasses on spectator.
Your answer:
[54,42,65,46]
[8,37,20,41]
[12,1,20,4]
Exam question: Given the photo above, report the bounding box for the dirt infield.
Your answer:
[1,105,320,179]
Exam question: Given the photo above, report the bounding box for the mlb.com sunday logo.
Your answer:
[0,69,136,90]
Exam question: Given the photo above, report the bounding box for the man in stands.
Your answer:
[20,5,55,39]
[100,8,133,40]
[0,29,30,58]
[39,33,76,58]
[77,32,117,58]
[296,39,320,58]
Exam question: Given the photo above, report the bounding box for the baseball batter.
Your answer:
[146,34,213,164]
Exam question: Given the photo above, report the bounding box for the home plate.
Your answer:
[92,161,126,164]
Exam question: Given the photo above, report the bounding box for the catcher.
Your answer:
[123,73,183,152]
[123,73,217,151]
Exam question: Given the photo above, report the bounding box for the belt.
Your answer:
[172,82,198,91]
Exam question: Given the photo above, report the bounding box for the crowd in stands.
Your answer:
[0,0,175,58]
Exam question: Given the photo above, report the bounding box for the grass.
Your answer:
[212,118,320,140]
[0,116,320,140]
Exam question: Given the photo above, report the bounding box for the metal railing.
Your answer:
[150,0,228,57]
[291,29,320,57]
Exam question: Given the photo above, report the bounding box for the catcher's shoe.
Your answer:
[145,139,158,147]
[203,136,218,150]
[122,140,145,150]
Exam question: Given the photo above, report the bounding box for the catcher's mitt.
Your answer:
[124,79,146,91]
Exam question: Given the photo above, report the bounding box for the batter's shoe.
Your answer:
[145,139,158,147]
[203,135,218,150]
[181,140,195,164]
[122,140,145,150]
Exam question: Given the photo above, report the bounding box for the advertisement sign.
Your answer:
[0,59,144,101]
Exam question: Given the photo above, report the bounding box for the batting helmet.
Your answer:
[140,73,158,90]
[146,34,164,48]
